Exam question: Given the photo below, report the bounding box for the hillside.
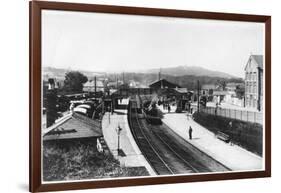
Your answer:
[43,66,243,90]
[43,67,104,80]
[107,72,243,90]
[141,66,237,79]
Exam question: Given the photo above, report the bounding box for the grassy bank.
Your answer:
[193,112,263,156]
[43,138,149,181]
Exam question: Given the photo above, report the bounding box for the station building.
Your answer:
[149,78,181,90]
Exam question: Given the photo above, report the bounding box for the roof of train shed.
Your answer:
[149,79,181,89]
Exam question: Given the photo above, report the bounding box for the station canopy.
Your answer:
[43,112,102,141]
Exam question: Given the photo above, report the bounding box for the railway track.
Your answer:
[128,101,174,175]
[128,99,211,175]
[147,123,212,173]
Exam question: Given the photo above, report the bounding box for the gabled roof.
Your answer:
[213,90,233,96]
[83,80,104,87]
[43,113,102,141]
[149,79,181,89]
[174,88,188,93]
[245,55,263,70]
[201,84,217,90]
[226,82,244,88]
[252,55,263,69]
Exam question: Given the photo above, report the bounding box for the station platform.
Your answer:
[102,106,156,176]
[158,105,263,171]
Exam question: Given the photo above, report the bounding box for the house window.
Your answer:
[253,72,257,81]
[250,95,253,107]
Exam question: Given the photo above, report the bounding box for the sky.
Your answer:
[42,10,265,78]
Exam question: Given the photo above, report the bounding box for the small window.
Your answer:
[253,72,257,81]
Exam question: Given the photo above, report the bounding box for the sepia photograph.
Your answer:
[41,8,265,183]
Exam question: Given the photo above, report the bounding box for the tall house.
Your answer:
[244,55,263,111]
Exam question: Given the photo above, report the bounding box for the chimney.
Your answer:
[46,79,58,127]
[48,78,55,90]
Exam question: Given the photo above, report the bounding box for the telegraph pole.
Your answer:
[116,75,118,90]
[197,80,200,112]
[94,76,97,99]
[159,68,163,89]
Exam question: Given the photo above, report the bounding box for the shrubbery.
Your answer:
[43,139,149,181]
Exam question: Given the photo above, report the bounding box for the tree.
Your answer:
[217,80,226,91]
[63,71,88,93]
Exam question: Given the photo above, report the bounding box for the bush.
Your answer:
[43,138,149,181]
[193,112,263,156]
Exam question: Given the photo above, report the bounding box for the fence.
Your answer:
[191,105,263,125]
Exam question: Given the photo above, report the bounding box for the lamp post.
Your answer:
[107,105,111,124]
[108,111,110,124]
[116,124,122,155]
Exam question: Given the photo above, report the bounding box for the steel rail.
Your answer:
[128,100,174,175]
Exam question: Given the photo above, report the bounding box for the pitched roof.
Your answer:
[201,84,217,90]
[83,80,104,87]
[252,55,263,69]
[226,82,244,88]
[149,79,181,89]
[174,88,188,93]
[245,54,263,70]
[43,113,102,141]
[213,91,232,96]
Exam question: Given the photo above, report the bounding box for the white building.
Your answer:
[244,55,263,111]
[83,79,104,92]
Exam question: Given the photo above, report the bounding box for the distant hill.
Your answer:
[42,67,104,80]
[106,72,243,90]
[141,66,237,79]
[43,66,243,90]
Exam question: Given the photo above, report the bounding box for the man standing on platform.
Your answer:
[168,104,171,113]
[188,126,193,140]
